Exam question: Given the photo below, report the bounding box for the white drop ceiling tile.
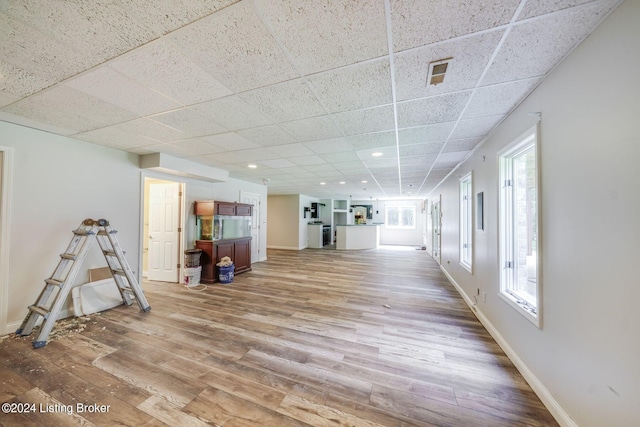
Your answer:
[114,0,240,36]
[363,158,399,169]
[463,78,542,119]
[390,0,518,52]
[216,148,280,163]
[236,125,296,147]
[518,0,613,20]
[258,158,297,169]
[450,115,503,139]
[356,145,398,161]
[0,60,57,99]
[252,0,388,75]
[3,85,136,134]
[268,143,315,157]
[66,67,181,116]
[394,31,503,101]
[321,151,361,164]
[165,138,226,156]
[345,131,396,151]
[332,105,396,136]
[74,126,159,150]
[239,79,326,122]
[331,160,368,171]
[0,7,127,81]
[168,2,299,92]
[397,92,471,128]
[307,59,392,113]
[290,155,327,166]
[0,90,19,108]
[148,108,228,137]
[190,96,273,131]
[436,151,469,164]
[443,137,484,152]
[483,1,616,85]
[109,40,233,106]
[399,143,442,157]
[280,115,343,142]
[116,118,188,143]
[275,166,315,175]
[304,164,338,173]
[302,138,354,156]
[200,132,259,151]
[398,123,455,145]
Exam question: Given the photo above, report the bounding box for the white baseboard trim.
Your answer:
[440,266,577,427]
[266,245,301,250]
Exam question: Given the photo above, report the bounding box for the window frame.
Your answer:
[384,204,417,230]
[459,172,473,273]
[498,124,542,328]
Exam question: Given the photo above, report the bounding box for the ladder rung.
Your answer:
[28,305,50,317]
[112,269,126,276]
[97,230,117,236]
[74,230,95,236]
[103,250,117,257]
[45,278,64,287]
[122,288,134,295]
[60,253,77,260]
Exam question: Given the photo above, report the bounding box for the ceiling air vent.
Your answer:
[427,57,452,86]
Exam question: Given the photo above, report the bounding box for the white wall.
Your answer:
[434,2,640,426]
[1,121,141,331]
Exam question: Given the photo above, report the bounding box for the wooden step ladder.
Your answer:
[16,218,151,348]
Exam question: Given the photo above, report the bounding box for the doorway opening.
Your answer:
[142,175,186,283]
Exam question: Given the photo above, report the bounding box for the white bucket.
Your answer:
[184,266,202,287]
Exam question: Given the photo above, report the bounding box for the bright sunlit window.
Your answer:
[385,205,416,229]
[498,125,541,327]
[459,172,473,272]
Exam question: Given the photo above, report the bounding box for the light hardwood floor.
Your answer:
[0,247,559,426]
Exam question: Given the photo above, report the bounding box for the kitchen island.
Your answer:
[335,224,381,250]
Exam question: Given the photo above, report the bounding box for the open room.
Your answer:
[1,1,638,426]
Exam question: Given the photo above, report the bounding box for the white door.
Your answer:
[240,191,260,263]
[148,182,181,282]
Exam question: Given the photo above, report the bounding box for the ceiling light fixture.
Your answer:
[361,180,368,183]
[320,182,326,185]
[339,181,346,185]
[248,164,257,168]
[371,152,383,157]
[427,57,453,86]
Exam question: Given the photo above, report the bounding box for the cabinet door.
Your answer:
[235,204,252,216]
[195,241,215,283]
[234,239,251,273]
[216,242,235,263]
[216,202,236,216]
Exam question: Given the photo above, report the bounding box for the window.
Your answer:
[385,205,416,229]
[498,125,541,326]
[459,172,472,272]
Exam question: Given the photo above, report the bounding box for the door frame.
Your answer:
[0,146,14,334]
[139,172,186,284]
[239,190,260,264]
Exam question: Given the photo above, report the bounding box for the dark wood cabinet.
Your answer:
[194,200,253,217]
[195,237,252,284]
[216,203,237,216]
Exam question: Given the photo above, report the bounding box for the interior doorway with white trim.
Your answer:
[142,176,185,283]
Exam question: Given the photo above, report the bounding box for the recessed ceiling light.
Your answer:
[371,152,383,157]
[320,182,326,185]
[248,164,257,168]
[361,180,368,183]
[339,181,346,184]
